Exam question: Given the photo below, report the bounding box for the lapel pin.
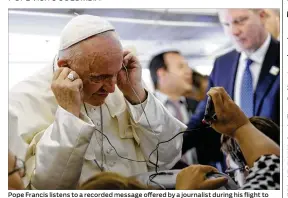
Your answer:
[269,66,279,76]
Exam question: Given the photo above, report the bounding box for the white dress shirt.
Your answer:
[9,64,186,190]
[154,91,190,124]
[234,34,271,107]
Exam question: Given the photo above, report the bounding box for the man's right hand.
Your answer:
[176,165,228,190]
[51,67,83,117]
[207,87,250,137]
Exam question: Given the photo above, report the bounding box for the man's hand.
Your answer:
[207,87,250,137]
[117,50,147,104]
[51,67,84,117]
[176,165,228,190]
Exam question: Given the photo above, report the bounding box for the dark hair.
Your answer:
[79,172,155,190]
[192,70,209,89]
[221,116,280,166]
[148,51,180,89]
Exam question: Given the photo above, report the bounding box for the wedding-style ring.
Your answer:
[67,73,75,81]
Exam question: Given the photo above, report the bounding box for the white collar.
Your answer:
[240,34,271,64]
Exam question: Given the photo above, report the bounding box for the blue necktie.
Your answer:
[240,58,254,117]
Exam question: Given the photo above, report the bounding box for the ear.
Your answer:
[57,59,70,68]
[258,9,267,23]
[156,68,167,79]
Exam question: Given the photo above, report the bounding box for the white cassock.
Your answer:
[9,15,186,190]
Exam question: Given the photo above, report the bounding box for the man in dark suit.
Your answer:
[184,9,280,169]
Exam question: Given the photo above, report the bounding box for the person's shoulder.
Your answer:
[9,65,56,111]
[270,37,280,45]
[10,65,53,94]
[215,49,239,63]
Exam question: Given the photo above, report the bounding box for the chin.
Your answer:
[235,42,253,52]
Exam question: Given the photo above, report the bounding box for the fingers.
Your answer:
[65,70,80,81]
[123,50,140,68]
[53,67,64,80]
[123,50,130,57]
[53,68,80,82]
[74,79,83,90]
[200,177,228,190]
[58,67,72,80]
[208,87,231,102]
[207,87,224,115]
[123,52,134,67]
[200,165,219,173]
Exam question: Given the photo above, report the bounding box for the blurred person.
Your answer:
[9,15,185,190]
[221,116,279,187]
[149,51,193,124]
[8,151,25,190]
[190,70,209,102]
[176,87,280,190]
[182,70,209,113]
[184,9,280,169]
[264,9,280,40]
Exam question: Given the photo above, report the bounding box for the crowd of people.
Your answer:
[8,8,280,190]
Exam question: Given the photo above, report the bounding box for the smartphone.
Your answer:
[202,95,217,125]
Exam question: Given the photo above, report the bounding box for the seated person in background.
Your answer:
[176,87,280,190]
[8,151,25,190]
[9,15,185,190]
[221,116,279,187]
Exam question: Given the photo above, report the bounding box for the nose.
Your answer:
[231,25,241,36]
[103,76,117,93]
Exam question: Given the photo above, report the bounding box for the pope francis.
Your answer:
[9,15,186,189]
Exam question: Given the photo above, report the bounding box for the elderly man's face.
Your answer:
[71,32,123,106]
[219,9,267,52]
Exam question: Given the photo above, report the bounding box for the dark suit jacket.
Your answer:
[184,38,280,165]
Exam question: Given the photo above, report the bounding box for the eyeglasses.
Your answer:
[8,156,26,178]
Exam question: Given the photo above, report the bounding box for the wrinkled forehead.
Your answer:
[218,9,253,23]
[77,33,123,74]
[87,51,123,74]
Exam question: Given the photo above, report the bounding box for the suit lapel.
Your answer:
[254,39,279,115]
[228,51,241,99]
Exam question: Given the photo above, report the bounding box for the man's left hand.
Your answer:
[117,50,147,104]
